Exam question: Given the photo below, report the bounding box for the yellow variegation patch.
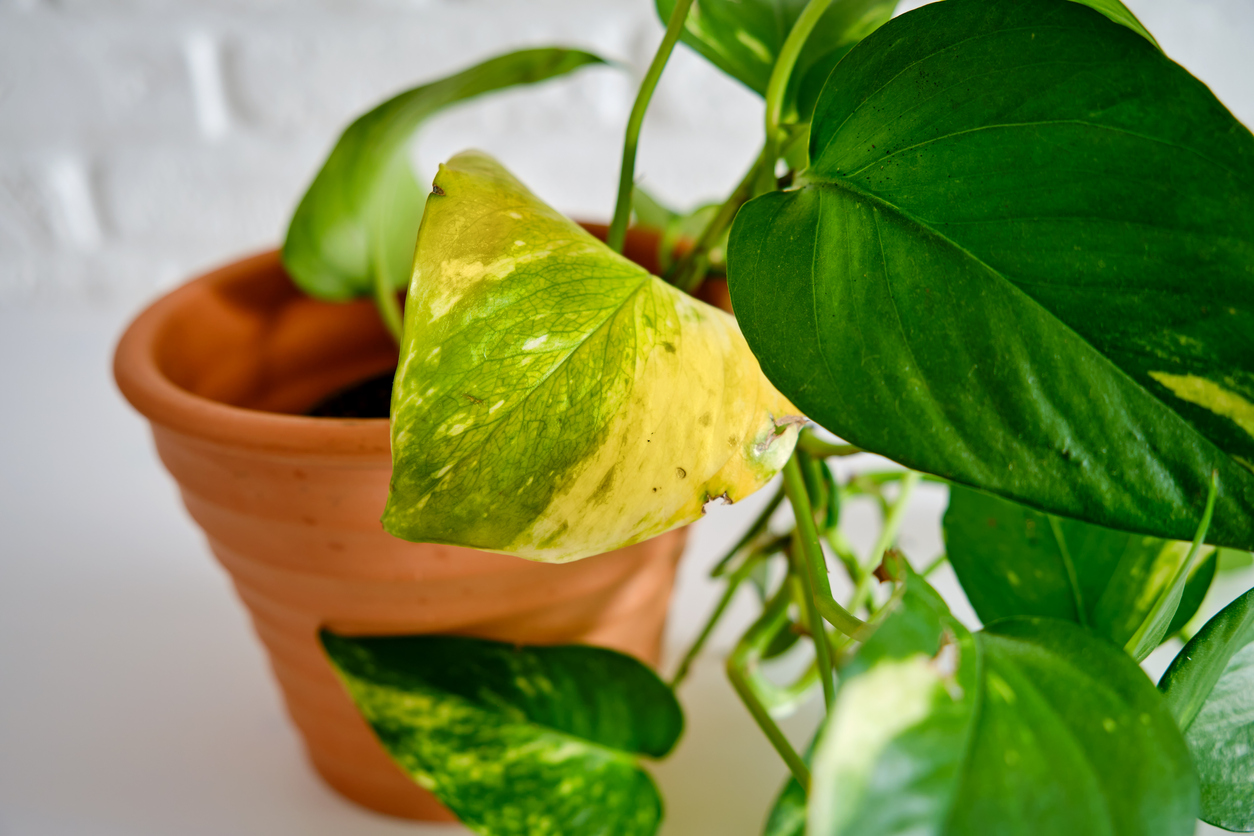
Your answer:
[383,151,802,562]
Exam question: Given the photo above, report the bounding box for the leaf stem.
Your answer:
[726,584,812,791]
[797,430,864,458]
[789,533,836,709]
[850,470,921,613]
[783,456,867,639]
[922,552,948,578]
[668,145,769,294]
[711,484,785,577]
[372,267,404,344]
[606,0,695,253]
[671,554,761,689]
[762,0,834,180]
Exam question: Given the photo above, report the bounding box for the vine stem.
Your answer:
[797,431,863,458]
[667,145,769,294]
[850,471,921,613]
[782,455,867,639]
[762,0,834,183]
[727,584,812,791]
[671,554,760,689]
[606,0,696,253]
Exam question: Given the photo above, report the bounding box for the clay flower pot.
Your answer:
[113,236,688,821]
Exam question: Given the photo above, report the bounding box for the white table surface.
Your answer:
[1,308,1248,835]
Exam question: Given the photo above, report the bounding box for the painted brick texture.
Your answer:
[1,0,1251,309]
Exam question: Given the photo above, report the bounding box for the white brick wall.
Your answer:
[1,0,1251,310]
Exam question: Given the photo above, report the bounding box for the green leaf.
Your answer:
[282,48,605,302]
[321,632,683,836]
[1165,548,1218,638]
[728,0,1254,549]
[1218,547,1254,573]
[944,484,1215,657]
[1159,588,1254,830]
[383,151,802,562]
[656,0,896,118]
[810,581,1198,835]
[1068,0,1160,47]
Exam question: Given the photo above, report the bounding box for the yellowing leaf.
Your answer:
[383,151,802,562]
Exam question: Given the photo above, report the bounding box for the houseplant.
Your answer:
[121,0,1254,833]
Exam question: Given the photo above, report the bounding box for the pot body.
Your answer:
[114,249,686,821]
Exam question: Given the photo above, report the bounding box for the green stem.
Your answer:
[783,456,867,639]
[797,431,863,459]
[671,555,760,689]
[668,146,769,294]
[851,471,921,613]
[372,269,404,344]
[711,485,785,577]
[922,553,948,578]
[607,0,695,253]
[790,535,835,709]
[727,585,811,791]
[762,0,834,177]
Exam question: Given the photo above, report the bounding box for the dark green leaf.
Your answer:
[282,48,605,302]
[656,0,896,119]
[728,0,1254,549]
[944,483,1212,656]
[321,632,683,836]
[809,576,1197,835]
[1067,0,1160,46]
[1159,588,1254,830]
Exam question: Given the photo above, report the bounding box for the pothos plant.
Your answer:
[278,0,1254,833]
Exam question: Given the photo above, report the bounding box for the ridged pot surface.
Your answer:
[114,246,687,821]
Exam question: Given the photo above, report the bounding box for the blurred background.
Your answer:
[1,1,1252,834]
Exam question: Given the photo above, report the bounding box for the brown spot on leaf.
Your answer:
[676,467,687,479]
[661,341,676,353]
[431,184,445,196]
[698,412,712,427]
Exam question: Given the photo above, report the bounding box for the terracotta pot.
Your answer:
[113,237,688,822]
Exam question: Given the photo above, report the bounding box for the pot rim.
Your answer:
[114,248,394,457]
[112,225,674,458]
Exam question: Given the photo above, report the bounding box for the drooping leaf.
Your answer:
[321,632,683,836]
[728,0,1254,549]
[810,577,1198,836]
[1159,588,1254,830]
[943,483,1214,656]
[656,0,896,119]
[383,152,801,562]
[282,48,605,302]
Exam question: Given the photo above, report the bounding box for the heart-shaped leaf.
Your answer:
[383,152,801,562]
[321,632,683,836]
[944,484,1215,657]
[810,574,1198,835]
[656,0,896,119]
[1159,587,1254,831]
[282,48,605,302]
[727,0,1254,549]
